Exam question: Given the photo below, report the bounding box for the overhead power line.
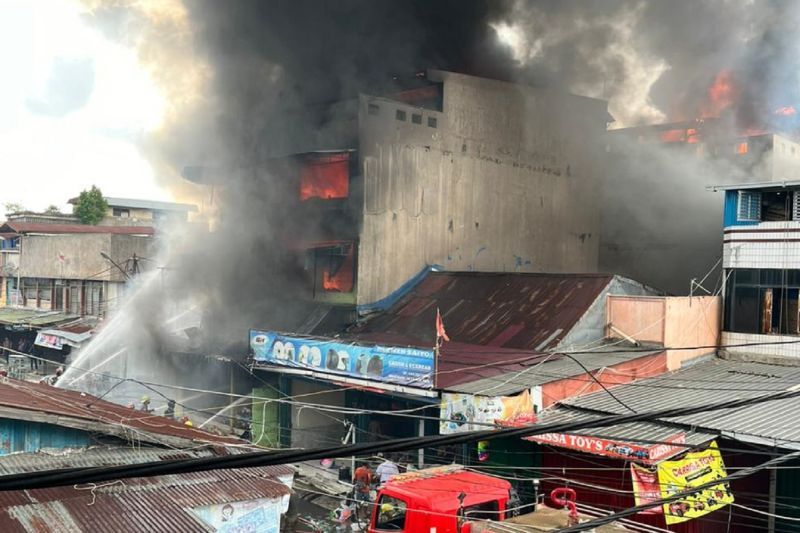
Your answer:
[3,387,800,491]
[558,449,800,532]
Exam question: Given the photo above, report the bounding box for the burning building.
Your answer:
[189,69,611,325]
[600,113,800,295]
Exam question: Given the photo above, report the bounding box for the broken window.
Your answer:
[761,191,791,221]
[299,152,350,201]
[308,243,355,295]
[395,109,407,121]
[725,268,800,335]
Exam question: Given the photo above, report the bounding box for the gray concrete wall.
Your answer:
[19,234,152,281]
[356,70,609,306]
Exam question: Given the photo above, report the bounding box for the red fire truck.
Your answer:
[367,466,513,533]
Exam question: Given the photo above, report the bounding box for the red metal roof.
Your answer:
[351,272,613,351]
[0,222,154,236]
[0,378,243,448]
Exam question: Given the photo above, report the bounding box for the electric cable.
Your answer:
[3,387,800,491]
[557,448,800,532]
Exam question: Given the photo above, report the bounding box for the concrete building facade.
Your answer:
[223,69,611,316]
[356,70,609,307]
[712,180,800,360]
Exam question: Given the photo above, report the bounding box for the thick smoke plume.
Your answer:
[65,0,800,404]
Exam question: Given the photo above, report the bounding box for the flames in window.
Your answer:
[322,244,354,293]
[299,153,350,201]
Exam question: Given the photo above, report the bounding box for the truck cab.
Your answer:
[368,465,512,533]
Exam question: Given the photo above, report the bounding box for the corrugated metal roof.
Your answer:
[0,309,79,328]
[0,378,244,448]
[349,272,614,351]
[0,222,155,236]
[0,459,292,533]
[563,358,800,448]
[102,197,198,212]
[447,347,663,395]
[533,407,716,448]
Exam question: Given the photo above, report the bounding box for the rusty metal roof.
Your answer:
[350,272,614,351]
[0,378,244,448]
[0,458,292,532]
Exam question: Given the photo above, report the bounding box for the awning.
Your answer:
[526,407,717,465]
[0,308,80,329]
[34,318,97,349]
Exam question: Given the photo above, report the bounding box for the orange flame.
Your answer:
[775,106,797,117]
[700,70,737,118]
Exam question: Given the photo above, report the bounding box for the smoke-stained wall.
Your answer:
[357,70,609,305]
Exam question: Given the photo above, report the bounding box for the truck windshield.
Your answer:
[464,500,501,521]
[374,495,407,531]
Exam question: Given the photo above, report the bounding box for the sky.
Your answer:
[0,0,170,217]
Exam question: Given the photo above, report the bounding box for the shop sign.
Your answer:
[250,330,434,388]
[657,441,733,524]
[440,390,537,434]
[526,431,686,465]
[34,332,63,350]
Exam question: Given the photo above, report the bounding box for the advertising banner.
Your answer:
[658,441,733,524]
[526,431,686,465]
[249,330,434,388]
[440,390,537,434]
[191,497,280,533]
[630,464,664,515]
[34,332,63,350]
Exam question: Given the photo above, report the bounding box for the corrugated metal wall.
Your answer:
[0,419,90,455]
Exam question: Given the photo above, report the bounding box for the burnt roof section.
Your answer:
[0,221,154,236]
[0,378,244,449]
[349,272,614,351]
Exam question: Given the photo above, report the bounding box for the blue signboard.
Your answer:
[249,330,434,388]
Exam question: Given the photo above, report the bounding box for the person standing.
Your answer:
[353,461,374,520]
[375,455,399,484]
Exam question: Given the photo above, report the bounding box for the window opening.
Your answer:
[761,191,790,221]
[464,500,501,521]
[411,113,422,124]
[395,109,406,121]
[737,191,761,221]
[299,153,350,201]
[374,495,406,530]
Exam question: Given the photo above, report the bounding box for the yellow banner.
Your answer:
[658,441,734,524]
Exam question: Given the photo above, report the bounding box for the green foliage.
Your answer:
[3,202,25,215]
[43,205,62,215]
[74,186,109,225]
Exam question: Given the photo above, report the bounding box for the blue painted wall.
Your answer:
[723,190,759,228]
[0,419,91,455]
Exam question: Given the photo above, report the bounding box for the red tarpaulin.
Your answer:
[299,153,349,201]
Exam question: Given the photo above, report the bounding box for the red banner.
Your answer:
[526,431,686,465]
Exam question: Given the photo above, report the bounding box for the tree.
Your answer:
[3,202,25,215]
[43,205,62,215]
[74,186,109,225]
